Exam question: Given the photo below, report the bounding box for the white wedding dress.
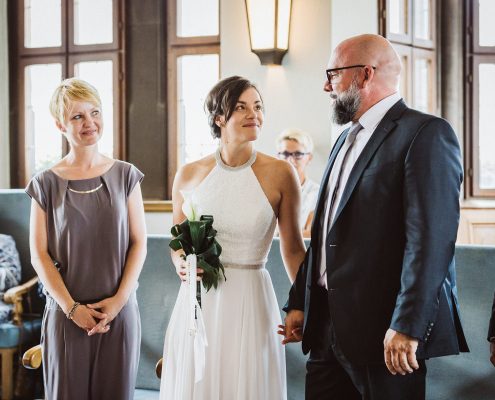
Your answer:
[160,149,287,400]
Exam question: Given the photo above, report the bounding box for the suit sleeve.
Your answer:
[389,117,463,340]
[488,292,495,341]
[283,245,311,312]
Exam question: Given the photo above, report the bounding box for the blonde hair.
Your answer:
[276,128,314,153]
[49,78,101,124]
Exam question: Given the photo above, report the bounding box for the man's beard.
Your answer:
[330,80,361,125]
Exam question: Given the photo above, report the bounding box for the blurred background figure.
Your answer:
[277,129,320,238]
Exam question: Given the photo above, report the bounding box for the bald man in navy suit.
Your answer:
[280,34,468,400]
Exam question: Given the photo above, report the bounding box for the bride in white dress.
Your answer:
[160,76,307,400]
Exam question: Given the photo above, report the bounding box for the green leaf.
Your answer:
[169,215,225,291]
[169,238,183,252]
[189,221,206,252]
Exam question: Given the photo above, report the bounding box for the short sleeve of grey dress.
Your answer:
[26,160,144,400]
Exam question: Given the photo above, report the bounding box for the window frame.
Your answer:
[384,0,413,44]
[379,0,439,115]
[392,43,413,103]
[465,1,495,198]
[68,51,125,160]
[412,47,437,113]
[165,0,220,197]
[16,55,67,185]
[469,54,495,198]
[9,0,125,187]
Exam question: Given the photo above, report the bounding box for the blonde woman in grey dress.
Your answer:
[26,78,147,400]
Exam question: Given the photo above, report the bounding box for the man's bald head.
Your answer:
[331,34,401,92]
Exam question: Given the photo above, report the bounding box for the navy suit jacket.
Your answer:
[285,99,469,364]
[488,294,495,341]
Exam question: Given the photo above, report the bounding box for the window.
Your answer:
[465,0,495,197]
[379,0,438,114]
[9,0,124,186]
[166,0,220,195]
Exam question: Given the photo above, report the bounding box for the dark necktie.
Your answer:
[326,122,362,230]
[319,122,363,284]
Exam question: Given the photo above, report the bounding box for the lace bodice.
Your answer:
[191,149,276,266]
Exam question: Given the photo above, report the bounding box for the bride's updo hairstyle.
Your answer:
[205,76,262,139]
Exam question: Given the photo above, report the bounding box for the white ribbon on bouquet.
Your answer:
[159,256,209,400]
[186,254,208,383]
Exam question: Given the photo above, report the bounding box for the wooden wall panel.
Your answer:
[458,203,495,245]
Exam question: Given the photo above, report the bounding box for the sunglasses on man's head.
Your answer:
[277,151,309,160]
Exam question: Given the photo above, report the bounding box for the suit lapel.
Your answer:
[311,128,349,242]
[330,100,408,230]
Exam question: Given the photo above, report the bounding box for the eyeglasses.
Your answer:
[325,65,377,85]
[277,151,309,160]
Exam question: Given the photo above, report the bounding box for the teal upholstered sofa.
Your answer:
[1,189,495,399]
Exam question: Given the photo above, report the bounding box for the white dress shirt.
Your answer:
[318,93,402,288]
[300,178,320,229]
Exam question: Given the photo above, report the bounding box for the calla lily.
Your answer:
[181,190,202,221]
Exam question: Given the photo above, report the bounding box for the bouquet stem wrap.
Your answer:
[186,254,207,382]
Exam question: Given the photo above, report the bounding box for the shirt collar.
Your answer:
[358,92,402,134]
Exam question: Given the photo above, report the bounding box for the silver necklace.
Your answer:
[67,183,103,194]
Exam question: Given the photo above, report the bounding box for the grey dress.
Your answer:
[26,160,143,400]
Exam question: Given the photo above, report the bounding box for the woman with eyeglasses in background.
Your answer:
[277,129,320,238]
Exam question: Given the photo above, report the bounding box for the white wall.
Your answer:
[330,0,379,49]
[220,0,378,181]
[221,0,332,182]
[145,212,173,235]
[0,0,9,189]
[146,0,380,234]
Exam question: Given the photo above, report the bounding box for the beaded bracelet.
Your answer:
[66,302,80,320]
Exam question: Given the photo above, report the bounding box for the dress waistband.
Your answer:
[223,262,265,270]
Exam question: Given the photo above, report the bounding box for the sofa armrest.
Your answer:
[3,277,39,325]
[22,344,42,369]
[156,358,163,379]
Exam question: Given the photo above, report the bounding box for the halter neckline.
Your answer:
[215,147,257,171]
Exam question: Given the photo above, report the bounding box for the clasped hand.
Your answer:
[277,310,304,344]
[70,296,125,336]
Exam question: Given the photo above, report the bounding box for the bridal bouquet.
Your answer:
[164,191,225,384]
[169,191,225,293]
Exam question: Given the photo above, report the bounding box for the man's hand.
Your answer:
[383,328,419,375]
[278,310,304,345]
[490,341,495,367]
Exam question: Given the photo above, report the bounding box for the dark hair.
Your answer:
[204,76,262,139]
